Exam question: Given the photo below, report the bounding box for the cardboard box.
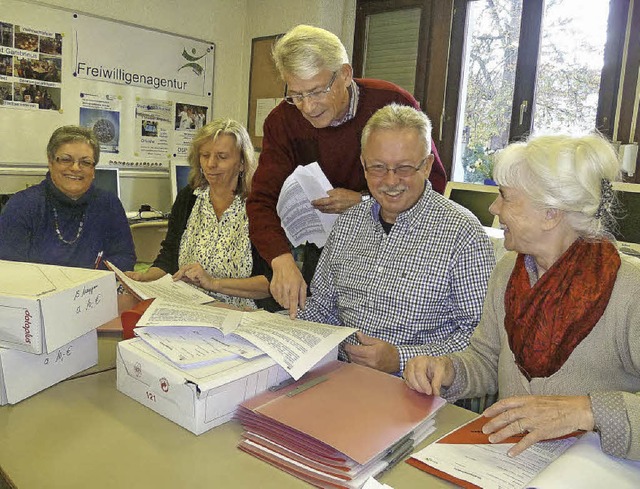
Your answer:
[0,260,117,354]
[0,329,98,405]
[117,338,337,435]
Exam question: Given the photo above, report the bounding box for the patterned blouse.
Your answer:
[178,186,256,309]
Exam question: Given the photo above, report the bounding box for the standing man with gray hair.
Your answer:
[247,24,448,318]
[297,104,494,375]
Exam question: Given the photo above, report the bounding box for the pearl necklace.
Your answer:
[53,206,85,245]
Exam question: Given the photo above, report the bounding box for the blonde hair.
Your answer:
[493,133,621,238]
[273,24,349,79]
[187,119,256,199]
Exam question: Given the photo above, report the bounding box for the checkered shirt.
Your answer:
[298,184,496,373]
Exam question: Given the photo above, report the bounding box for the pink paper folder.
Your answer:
[236,360,445,488]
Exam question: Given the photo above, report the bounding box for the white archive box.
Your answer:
[116,338,338,435]
[0,260,117,354]
[0,329,98,405]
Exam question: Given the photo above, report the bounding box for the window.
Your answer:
[451,0,626,182]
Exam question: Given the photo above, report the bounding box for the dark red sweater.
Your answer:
[247,78,447,263]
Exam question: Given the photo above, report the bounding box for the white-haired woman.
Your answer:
[404,133,640,460]
[127,119,274,310]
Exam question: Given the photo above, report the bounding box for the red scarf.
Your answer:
[505,239,620,380]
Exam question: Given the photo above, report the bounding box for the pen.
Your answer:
[94,250,104,269]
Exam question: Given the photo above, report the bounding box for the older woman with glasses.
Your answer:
[0,125,135,271]
[404,133,640,460]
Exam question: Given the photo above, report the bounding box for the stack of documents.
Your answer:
[131,298,356,380]
[116,300,358,435]
[408,416,640,488]
[236,361,446,488]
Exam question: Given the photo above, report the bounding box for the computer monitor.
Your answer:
[93,167,120,198]
[170,161,191,203]
[613,182,640,255]
[444,181,500,227]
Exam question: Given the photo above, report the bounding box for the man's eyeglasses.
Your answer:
[54,155,96,169]
[284,71,338,105]
[364,158,428,178]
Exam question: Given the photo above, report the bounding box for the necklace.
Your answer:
[53,206,85,245]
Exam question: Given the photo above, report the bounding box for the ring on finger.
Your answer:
[516,420,525,433]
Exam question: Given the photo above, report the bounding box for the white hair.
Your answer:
[493,133,621,238]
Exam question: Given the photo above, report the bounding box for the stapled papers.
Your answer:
[276,162,338,248]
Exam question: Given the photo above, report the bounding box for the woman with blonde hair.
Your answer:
[127,119,274,310]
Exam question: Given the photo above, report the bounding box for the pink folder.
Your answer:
[237,361,445,466]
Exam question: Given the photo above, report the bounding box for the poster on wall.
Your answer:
[0,20,62,110]
[134,98,172,164]
[79,93,121,153]
[173,102,208,158]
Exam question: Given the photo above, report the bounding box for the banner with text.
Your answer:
[73,15,214,97]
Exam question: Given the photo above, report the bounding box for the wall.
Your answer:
[245,0,357,64]
[0,0,250,211]
[0,0,359,211]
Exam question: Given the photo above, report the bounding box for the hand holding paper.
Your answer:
[311,187,362,214]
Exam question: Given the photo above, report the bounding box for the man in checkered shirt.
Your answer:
[297,104,495,375]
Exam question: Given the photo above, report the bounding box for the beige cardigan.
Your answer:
[446,252,640,460]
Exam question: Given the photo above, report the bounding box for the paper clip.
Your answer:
[268,378,296,392]
[286,375,328,397]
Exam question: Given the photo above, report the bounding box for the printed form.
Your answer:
[107,261,213,304]
[134,299,356,379]
[276,162,338,247]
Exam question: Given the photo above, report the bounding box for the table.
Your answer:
[0,336,474,488]
[1,292,475,489]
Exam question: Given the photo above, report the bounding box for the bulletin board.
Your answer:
[0,0,215,170]
[247,35,285,150]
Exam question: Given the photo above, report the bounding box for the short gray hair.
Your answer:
[187,118,256,199]
[361,103,432,155]
[493,133,621,239]
[273,24,349,79]
[47,125,100,164]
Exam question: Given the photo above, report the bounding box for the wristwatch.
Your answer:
[361,190,371,202]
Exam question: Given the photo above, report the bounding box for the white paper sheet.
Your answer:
[107,261,213,304]
[133,299,356,380]
[276,162,338,247]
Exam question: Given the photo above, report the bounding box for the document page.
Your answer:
[409,417,577,489]
[135,325,265,368]
[135,299,244,335]
[133,300,355,379]
[107,261,213,304]
[527,432,640,488]
[234,310,356,380]
[276,162,338,247]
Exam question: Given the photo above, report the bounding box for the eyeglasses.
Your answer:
[54,155,96,169]
[364,158,428,178]
[284,71,338,105]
